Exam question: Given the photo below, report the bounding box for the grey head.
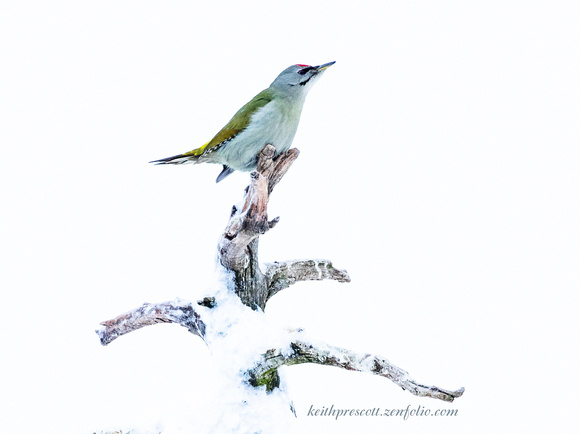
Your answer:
[269,61,336,98]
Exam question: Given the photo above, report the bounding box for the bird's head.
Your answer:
[270,61,335,97]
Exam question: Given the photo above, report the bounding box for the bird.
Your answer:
[150,61,335,182]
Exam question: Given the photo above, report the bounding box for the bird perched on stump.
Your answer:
[150,61,335,182]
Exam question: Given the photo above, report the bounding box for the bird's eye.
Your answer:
[297,68,308,75]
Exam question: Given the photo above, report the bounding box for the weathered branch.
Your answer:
[218,146,299,272]
[96,299,205,346]
[217,145,301,310]
[264,259,351,301]
[248,341,464,402]
[97,143,464,415]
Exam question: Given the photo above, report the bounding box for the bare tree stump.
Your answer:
[97,145,464,417]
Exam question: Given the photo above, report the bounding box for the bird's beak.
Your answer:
[314,61,336,73]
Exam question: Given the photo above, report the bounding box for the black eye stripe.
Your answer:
[297,67,313,75]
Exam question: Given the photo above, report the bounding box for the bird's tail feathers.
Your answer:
[149,153,199,165]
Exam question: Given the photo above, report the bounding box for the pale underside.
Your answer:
[196,99,303,172]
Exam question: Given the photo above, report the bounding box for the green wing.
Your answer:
[184,89,273,157]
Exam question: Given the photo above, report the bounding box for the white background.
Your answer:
[1,1,579,433]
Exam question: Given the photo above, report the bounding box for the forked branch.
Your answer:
[97,145,464,406]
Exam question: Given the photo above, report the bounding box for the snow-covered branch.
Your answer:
[248,341,464,402]
[264,259,351,301]
[97,143,464,426]
[96,299,206,346]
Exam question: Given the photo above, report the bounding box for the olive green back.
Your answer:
[184,89,273,157]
